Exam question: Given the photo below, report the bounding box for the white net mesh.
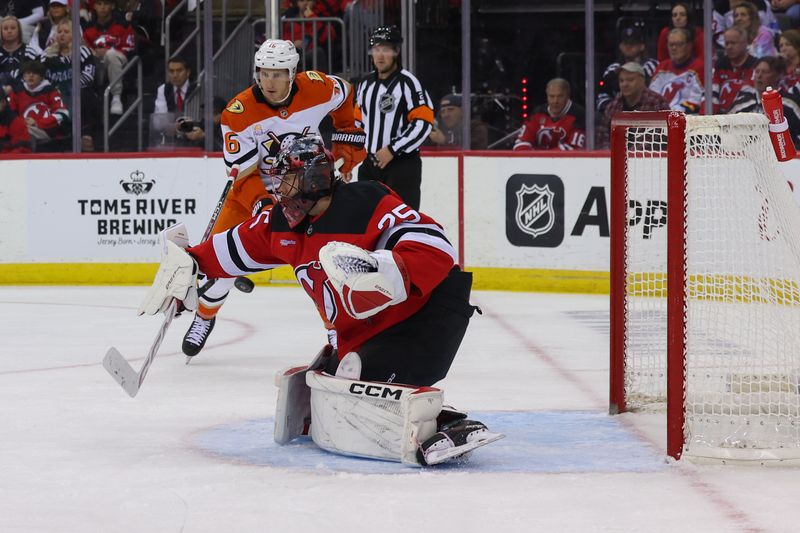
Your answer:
[622,113,800,461]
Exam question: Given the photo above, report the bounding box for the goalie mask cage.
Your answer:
[609,111,800,463]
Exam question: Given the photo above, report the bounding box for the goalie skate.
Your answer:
[417,419,505,466]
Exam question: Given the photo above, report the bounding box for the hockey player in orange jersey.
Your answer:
[182,39,366,358]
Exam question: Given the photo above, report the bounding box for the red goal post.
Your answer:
[609,111,800,463]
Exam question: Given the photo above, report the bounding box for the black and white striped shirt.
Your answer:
[355,68,434,156]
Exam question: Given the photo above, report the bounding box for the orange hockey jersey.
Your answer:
[221,71,358,182]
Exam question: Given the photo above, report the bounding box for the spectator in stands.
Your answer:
[428,93,489,150]
[729,56,800,142]
[513,78,585,151]
[83,0,136,116]
[8,60,69,150]
[778,29,800,90]
[311,0,352,18]
[595,62,670,149]
[1,0,45,43]
[283,0,335,72]
[1,16,29,91]
[735,1,778,57]
[715,0,778,49]
[123,0,161,70]
[42,18,97,150]
[175,95,226,150]
[649,28,705,114]
[597,26,658,115]
[28,0,71,58]
[771,0,800,27]
[0,90,31,152]
[657,2,705,62]
[154,56,195,114]
[713,26,758,113]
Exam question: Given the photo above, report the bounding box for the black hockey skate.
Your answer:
[182,315,216,361]
[417,419,504,466]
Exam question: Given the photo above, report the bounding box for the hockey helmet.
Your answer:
[270,136,336,227]
[254,39,300,83]
[369,25,402,48]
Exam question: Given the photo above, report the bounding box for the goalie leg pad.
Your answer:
[273,345,335,444]
[305,371,442,465]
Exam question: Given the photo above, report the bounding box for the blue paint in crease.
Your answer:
[192,411,666,474]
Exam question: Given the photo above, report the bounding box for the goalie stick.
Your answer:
[102,165,240,397]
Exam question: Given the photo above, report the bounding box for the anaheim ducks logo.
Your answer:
[226,99,244,114]
[260,127,312,166]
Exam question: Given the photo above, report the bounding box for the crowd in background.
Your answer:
[4,0,800,154]
[509,0,800,151]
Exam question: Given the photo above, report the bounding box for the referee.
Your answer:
[355,26,433,210]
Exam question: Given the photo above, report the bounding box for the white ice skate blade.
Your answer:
[423,431,505,466]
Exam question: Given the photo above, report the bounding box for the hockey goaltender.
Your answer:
[137,136,503,466]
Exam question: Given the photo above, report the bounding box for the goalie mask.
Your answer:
[269,136,336,228]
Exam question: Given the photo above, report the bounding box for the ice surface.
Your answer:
[1,286,799,532]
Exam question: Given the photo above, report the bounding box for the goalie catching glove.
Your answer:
[319,241,410,320]
[331,128,367,174]
[137,223,199,316]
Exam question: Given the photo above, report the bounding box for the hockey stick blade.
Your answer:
[102,300,177,397]
[103,347,141,397]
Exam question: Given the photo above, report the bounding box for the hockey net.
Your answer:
[610,111,800,462]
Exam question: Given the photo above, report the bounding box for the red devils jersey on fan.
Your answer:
[83,18,136,57]
[649,57,705,113]
[513,101,586,151]
[0,105,31,153]
[188,181,457,357]
[8,80,69,134]
[712,55,757,114]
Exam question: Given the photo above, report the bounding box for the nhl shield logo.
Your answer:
[379,93,396,113]
[515,184,554,238]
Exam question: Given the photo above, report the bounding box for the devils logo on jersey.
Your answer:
[92,34,120,49]
[22,101,54,122]
[661,79,686,105]
[536,126,566,148]
[295,261,338,323]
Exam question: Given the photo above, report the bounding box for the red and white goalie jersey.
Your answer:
[221,71,357,180]
[187,181,457,357]
[649,57,705,114]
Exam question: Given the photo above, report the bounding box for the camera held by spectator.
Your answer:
[176,116,200,134]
